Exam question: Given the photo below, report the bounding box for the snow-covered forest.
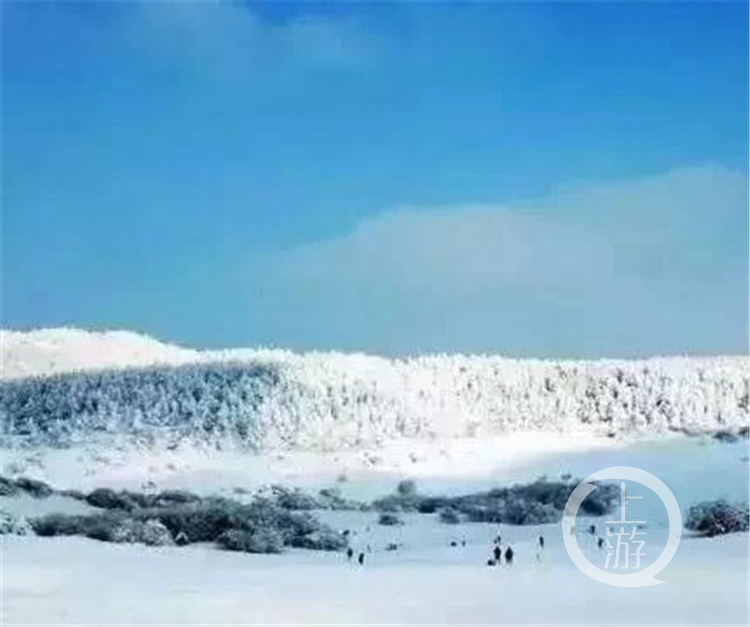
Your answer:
[1,330,747,450]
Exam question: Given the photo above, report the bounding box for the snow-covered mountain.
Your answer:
[0,328,747,450]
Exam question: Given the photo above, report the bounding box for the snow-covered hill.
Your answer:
[0,328,747,450]
[0,328,202,379]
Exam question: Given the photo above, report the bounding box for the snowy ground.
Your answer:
[1,433,748,625]
[2,521,747,625]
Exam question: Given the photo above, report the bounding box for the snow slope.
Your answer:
[2,521,747,625]
[0,328,201,379]
[0,329,748,451]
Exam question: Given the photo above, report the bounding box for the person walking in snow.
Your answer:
[538,535,545,549]
[346,547,354,561]
[358,552,365,565]
[504,546,514,565]
[493,544,502,563]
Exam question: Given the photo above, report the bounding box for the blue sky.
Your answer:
[2,1,748,357]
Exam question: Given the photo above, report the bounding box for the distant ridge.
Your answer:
[0,328,747,450]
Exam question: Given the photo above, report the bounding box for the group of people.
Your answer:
[488,531,547,566]
[346,546,366,565]
[344,526,554,568]
[573,523,607,550]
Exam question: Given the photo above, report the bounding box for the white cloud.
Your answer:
[248,165,748,357]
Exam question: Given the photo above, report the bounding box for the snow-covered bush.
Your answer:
[85,488,201,512]
[288,528,348,551]
[685,500,750,537]
[0,477,20,496]
[86,488,141,511]
[30,513,89,537]
[29,512,126,541]
[27,489,345,552]
[438,508,461,524]
[59,489,87,500]
[139,519,174,546]
[270,485,320,510]
[0,476,54,498]
[397,480,417,497]
[317,488,369,511]
[29,511,174,546]
[140,498,238,543]
[378,513,403,526]
[0,510,32,535]
[12,477,54,498]
[217,528,284,553]
[712,431,739,443]
[381,480,619,526]
[373,481,423,512]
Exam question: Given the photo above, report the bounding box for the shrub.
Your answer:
[139,499,236,543]
[372,493,422,513]
[25,486,349,552]
[399,479,618,526]
[29,511,128,541]
[82,513,129,542]
[713,431,739,443]
[416,497,450,514]
[0,510,32,535]
[85,488,140,511]
[59,489,87,500]
[439,508,461,524]
[288,528,347,551]
[0,476,19,496]
[580,482,620,516]
[378,513,403,526]
[139,519,174,546]
[270,485,319,510]
[108,518,174,546]
[30,513,89,537]
[397,479,417,497]
[13,477,54,498]
[217,528,284,553]
[317,488,368,511]
[0,476,54,498]
[685,500,750,537]
[150,490,202,508]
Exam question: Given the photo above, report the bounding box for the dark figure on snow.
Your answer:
[493,545,502,562]
[504,546,514,565]
[589,524,596,535]
[450,541,458,547]
[358,552,365,565]
[538,535,545,549]
[486,559,496,567]
[346,547,354,561]
[494,534,502,545]
[597,537,604,549]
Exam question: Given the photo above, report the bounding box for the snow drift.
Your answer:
[0,329,747,450]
